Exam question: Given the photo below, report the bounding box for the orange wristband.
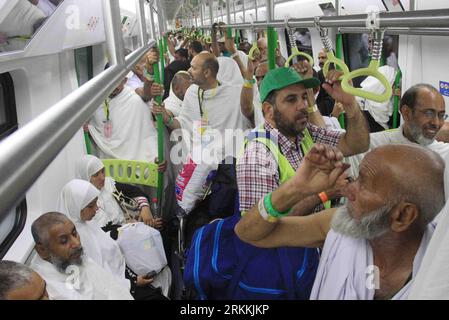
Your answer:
[318,192,329,204]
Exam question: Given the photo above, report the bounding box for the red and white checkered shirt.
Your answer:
[237,121,343,212]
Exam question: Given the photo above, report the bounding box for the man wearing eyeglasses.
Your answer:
[347,83,449,178]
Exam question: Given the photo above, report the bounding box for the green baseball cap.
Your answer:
[259,67,321,103]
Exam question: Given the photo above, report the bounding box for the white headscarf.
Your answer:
[75,155,126,227]
[56,179,129,290]
[356,65,396,128]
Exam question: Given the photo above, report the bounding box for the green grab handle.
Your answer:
[322,51,350,78]
[284,47,314,67]
[248,42,260,61]
[152,60,164,218]
[341,59,393,103]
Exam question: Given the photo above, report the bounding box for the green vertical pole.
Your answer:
[234,29,240,46]
[159,40,165,85]
[163,36,168,56]
[267,26,277,70]
[153,41,165,217]
[335,33,345,129]
[393,69,402,129]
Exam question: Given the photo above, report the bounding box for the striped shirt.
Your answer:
[237,121,342,212]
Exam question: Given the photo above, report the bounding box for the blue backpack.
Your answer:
[183,213,319,300]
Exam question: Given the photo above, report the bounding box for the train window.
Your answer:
[0,73,18,140]
[284,28,313,65]
[342,33,399,87]
[0,72,26,259]
[74,46,94,86]
[0,201,27,259]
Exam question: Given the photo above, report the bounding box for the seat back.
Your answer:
[102,159,158,187]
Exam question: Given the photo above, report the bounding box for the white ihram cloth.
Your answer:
[56,179,129,290]
[75,155,126,228]
[346,125,449,178]
[164,87,183,117]
[177,82,248,161]
[88,86,158,162]
[408,158,449,299]
[310,223,435,300]
[217,56,264,129]
[31,255,133,300]
[355,65,396,129]
[36,0,57,17]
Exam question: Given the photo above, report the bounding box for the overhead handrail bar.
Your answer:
[195,9,449,30]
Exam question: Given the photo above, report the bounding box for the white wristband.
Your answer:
[258,197,278,223]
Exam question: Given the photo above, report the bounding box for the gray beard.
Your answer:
[407,122,434,146]
[331,204,392,240]
[50,250,83,273]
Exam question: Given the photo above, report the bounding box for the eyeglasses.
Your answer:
[415,109,449,121]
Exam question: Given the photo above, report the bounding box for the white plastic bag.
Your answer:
[116,222,167,276]
[175,155,218,215]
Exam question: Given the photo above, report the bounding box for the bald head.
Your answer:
[0,261,48,300]
[199,52,219,77]
[334,144,445,240]
[172,71,192,100]
[189,52,219,87]
[366,144,445,224]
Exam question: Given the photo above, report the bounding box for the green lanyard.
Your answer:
[103,99,110,122]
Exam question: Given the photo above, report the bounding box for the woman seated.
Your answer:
[57,179,171,299]
[75,155,163,233]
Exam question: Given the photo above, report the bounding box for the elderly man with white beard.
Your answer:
[30,212,134,300]
[235,144,445,300]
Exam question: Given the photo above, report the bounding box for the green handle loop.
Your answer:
[341,59,393,103]
[322,51,350,78]
[248,42,260,61]
[284,47,314,67]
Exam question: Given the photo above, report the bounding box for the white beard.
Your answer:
[331,204,391,240]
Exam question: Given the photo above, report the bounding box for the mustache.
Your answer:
[70,247,83,259]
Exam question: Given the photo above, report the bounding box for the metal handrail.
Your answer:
[196,8,449,30]
[0,0,155,218]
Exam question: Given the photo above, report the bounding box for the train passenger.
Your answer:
[347,83,449,178]
[164,71,193,118]
[188,40,203,60]
[74,155,163,230]
[0,261,49,300]
[153,52,249,219]
[86,47,160,163]
[238,66,369,220]
[56,179,171,299]
[236,144,445,300]
[30,212,134,300]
